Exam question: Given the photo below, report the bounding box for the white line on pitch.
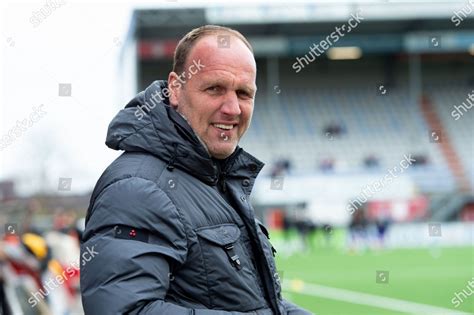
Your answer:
[283,280,472,315]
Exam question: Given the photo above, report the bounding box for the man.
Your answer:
[80,25,312,315]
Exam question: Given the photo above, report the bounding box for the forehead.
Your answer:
[185,34,257,83]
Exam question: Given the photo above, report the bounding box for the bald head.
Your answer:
[184,33,256,81]
[173,25,254,75]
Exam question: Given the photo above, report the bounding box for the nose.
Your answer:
[220,92,241,117]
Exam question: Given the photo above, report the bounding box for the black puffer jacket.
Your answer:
[80,81,312,315]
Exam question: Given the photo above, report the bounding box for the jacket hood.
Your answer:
[105,80,264,188]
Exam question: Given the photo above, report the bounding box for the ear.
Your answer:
[167,72,181,109]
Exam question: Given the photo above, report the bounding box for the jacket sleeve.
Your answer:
[281,299,314,315]
[80,177,260,315]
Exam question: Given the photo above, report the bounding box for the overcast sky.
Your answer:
[0,1,136,196]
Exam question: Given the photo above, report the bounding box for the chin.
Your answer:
[209,144,236,159]
[210,151,233,159]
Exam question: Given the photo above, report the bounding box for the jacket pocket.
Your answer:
[196,223,243,270]
[195,223,267,311]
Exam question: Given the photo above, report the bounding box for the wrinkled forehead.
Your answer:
[184,33,257,80]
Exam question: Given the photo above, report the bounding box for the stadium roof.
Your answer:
[120,1,474,60]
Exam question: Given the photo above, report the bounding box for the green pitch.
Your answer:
[273,230,474,315]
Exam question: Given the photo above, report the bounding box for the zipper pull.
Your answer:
[223,244,242,270]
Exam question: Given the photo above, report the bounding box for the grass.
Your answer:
[273,229,474,315]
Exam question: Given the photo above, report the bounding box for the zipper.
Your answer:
[214,147,242,192]
[239,198,282,315]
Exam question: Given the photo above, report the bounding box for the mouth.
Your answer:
[212,123,236,131]
[211,123,239,143]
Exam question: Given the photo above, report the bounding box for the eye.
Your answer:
[206,86,223,94]
[237,90,253,100]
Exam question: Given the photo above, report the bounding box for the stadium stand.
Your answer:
[240,59,473,194]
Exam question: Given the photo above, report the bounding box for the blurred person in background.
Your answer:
[270,158,292,177]
[348,204,369,253]
[373,210,391,250]
[282,211,292,242]
[81,25,312,314]
[0,232,72,315]
[45,210,81,301]
[320,223,333,248]
[0,242,10,315]
[293,206,316,253]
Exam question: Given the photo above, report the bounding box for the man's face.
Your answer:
[168,34,257,159]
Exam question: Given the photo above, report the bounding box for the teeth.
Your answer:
[213,124,233,130]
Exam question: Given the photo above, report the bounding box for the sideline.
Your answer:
[283,280,472,315]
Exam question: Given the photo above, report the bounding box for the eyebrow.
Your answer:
[200,77,257,95]
[239,85,257,96]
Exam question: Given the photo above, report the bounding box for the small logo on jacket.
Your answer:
[114,225,149,243]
